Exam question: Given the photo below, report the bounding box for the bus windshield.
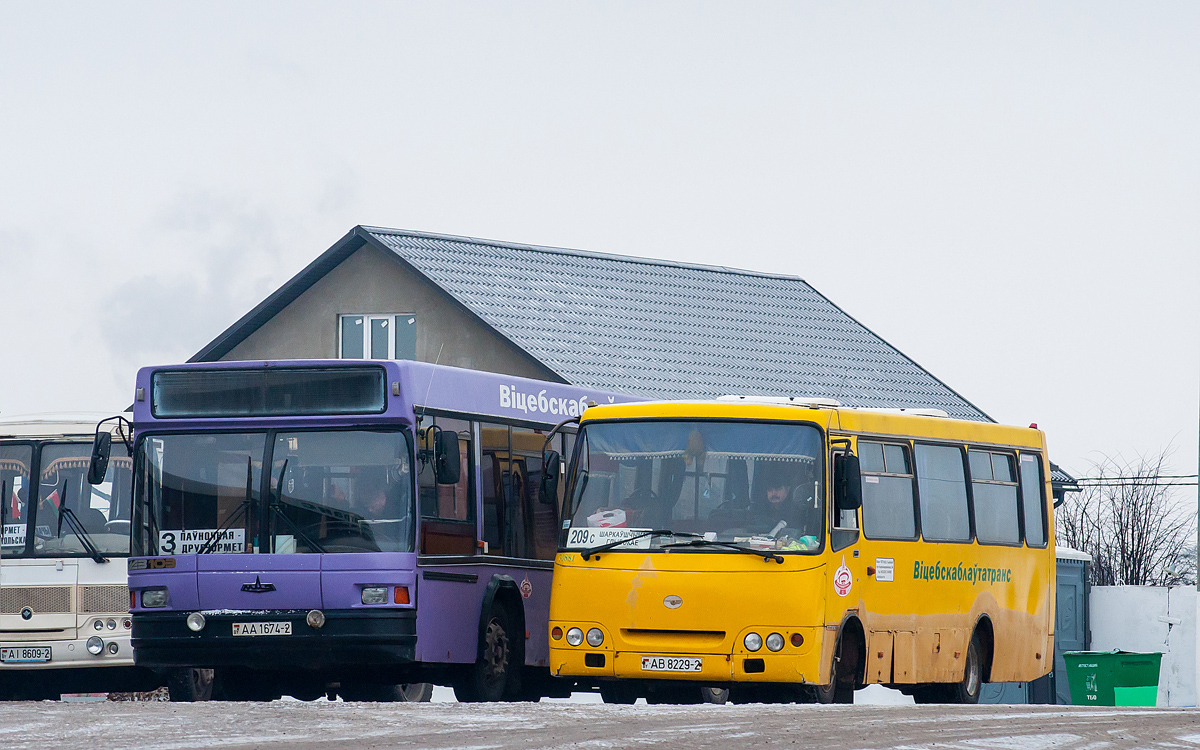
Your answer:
[563,420,825,554]
[32,441,132,557]
[137,429,414,555]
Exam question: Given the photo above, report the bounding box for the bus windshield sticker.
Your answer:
[1,524,24,548]
[833,556,853,597]
[875,558,894,582]
[564,526,653,550]
[159,529,246,555]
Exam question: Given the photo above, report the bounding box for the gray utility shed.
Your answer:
[192,226,989,421]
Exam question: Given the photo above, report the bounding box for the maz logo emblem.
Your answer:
[241,576,276,594]
[663,595,683,609]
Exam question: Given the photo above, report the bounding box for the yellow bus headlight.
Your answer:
[566,627,584,646]
[744,632,762,652]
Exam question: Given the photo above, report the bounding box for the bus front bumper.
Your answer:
[550,645,822,684]
[133,609,416,671]
[0,632,135,671]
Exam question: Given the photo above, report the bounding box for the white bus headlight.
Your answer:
[586,628,604,647]
[93,620,104,631]
[141,589,168,608]
[766,633,785,652]
[86,636,104,655]
[566,627,584,646]
[361,587,388,605]
[744,632,763,652]
[186,612,206,632]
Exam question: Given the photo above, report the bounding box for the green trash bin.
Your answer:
[1062,651,1162,706]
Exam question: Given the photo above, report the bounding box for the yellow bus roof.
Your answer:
[581,399,1046,452]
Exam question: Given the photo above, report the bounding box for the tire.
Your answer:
[911,633,985,704]
[815,635,856,704]
[600,682,639,704]
[167,668,214,702]
[701,686,730,704]
[454,603,519,702]
[339,681,433,702]
[399,682,434,702]
[947,633,984,704]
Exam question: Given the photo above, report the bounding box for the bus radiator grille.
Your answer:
[1,586,74,614]
[79,585,130,614]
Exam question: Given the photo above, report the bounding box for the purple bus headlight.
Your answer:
[141,589,169,608]
[361,587,388,605]
[186,613,206,632]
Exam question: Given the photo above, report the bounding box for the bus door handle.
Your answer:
[866,566,875,577]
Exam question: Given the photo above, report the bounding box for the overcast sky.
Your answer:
[1,2,1196,482]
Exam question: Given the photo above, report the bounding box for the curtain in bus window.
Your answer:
[970,451,1020,545]
[1019,455,1047,547]
[914,444,970,542]
[859,441,916,540]
[0,444,32,556]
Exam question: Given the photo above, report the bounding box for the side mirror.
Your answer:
[538,451,561,505]
[434,430,462,485]
[87,433,112,485]
[833,453,862,511]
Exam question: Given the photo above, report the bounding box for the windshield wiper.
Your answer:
[196,456,253,555]
[659,538,784,564]
[580,529,701,560]
[55,481,108,563]
[267,459,327,554]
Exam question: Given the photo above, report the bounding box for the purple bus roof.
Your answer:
[132,359,638,431]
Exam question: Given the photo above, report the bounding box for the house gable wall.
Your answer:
[221,242,560,382]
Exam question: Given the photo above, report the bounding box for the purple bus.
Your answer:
[108,360,632,701]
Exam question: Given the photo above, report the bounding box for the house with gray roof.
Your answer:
[192,225,989,419]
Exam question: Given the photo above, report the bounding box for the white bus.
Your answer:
[0,414,160,699]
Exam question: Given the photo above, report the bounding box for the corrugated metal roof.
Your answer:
[362,227,989,421]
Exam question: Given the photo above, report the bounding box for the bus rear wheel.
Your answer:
[912,633,984,704]
[166,668,214,702]
[339,681,433,702]
[454,603,519,702]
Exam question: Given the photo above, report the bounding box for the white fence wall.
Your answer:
[1089,585,1196,707]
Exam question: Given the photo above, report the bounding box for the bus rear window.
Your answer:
[152,367,387,418]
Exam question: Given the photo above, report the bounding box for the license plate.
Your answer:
[640,656,702,672]
[231,621,292,637]
[1,646,52,663]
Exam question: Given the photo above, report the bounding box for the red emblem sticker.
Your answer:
[519,576,533,599]
[833,556,853,597]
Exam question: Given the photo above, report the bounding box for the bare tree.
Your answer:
[1055,449,1196,587]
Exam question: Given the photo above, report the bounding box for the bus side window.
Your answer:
[513,426,554,560]
[480,423,509,556]
[859,440,917,540]
[914,443,971,542]
[1018,454,1047,547]
[969,450,1020,545]
[418,417,475,555]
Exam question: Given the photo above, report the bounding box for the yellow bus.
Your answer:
[545,397,1054,704]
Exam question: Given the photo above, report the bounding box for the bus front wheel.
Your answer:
[815,634,857,704]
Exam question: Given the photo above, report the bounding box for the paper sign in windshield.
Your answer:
[564,526,652,550]
[159,529,245,555]
[1,524,25,548]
